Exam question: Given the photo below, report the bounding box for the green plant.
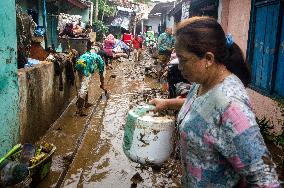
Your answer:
[91,0,115,20]
[274,102,284,149]
[93,20,108,42]
[257,102,284,171]
[274,135,284,148]
[257,117,274,141]
[98,0,115,19]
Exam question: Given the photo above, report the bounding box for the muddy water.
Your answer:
[61,56,182,187]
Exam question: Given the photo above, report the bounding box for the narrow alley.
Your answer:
[37,55,182,188]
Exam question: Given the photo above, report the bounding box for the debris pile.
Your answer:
[129,88,166,106]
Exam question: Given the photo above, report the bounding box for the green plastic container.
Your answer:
[28,144,56,186]
[123,105,155,151]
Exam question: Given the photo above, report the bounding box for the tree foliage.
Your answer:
[99,0,115,18]
[90,0,114,42]
[91,0,115,20]
[93,20,108,42]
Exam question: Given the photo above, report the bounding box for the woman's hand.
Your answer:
[149,98,169,112]
[149,98,186,112]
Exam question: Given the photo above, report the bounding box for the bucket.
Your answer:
[28,144,56,186]
[123,105,175,165]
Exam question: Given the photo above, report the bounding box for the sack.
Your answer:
[113,46,123,53]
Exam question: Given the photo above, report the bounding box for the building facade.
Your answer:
[219,0,284,133]
[16,0,93,49]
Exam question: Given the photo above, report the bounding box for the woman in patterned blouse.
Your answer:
[150,17,280,187]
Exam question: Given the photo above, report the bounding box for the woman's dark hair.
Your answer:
[175,17,251,87]
[87,40,93,51]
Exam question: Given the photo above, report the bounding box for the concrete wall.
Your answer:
[220,0,251,55]
[247,89,284,133]
[219,0,284,132]
[18,0,91,49]
[144,16,161,33]
[18,61,76,143]
[219,0,229,33]
[0,1,20,156]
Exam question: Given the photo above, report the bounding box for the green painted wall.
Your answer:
[17,0,90,49]
[17,0,47,48]
[0,1,20,156]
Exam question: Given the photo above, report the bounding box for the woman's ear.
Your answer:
[204,52,215,67]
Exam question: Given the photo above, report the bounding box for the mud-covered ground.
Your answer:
[37,53,182,188]
[37,52,283,188]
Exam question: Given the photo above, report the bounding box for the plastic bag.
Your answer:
[113,46,123,53]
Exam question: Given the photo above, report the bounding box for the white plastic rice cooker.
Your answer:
[123,105,175,165]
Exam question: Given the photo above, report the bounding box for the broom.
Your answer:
[0,144,22,167]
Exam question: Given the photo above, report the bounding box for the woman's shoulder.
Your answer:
[211,74,251,111]
[186,83,199,98]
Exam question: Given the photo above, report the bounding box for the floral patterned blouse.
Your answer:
[177,74,280,187]
[75,52,104,77]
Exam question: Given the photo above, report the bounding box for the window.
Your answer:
[247,0,284,98]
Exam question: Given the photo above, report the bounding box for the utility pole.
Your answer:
[42,0,48,49]
[133,18,136,36]
[141,19,144,34]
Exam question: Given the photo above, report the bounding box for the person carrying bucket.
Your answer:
[150,17,280,187]
[75,40,106,116]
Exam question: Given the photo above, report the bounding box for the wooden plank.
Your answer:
[261,3,280,92]
[252,6,267,87]
[275,11,284,97]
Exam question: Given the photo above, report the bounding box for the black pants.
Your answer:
[105,55,113,66]
[98,50,112,66]
[168,64,188,98]
[123,48,130,58]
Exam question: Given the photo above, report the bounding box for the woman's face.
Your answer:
[176,49,207,84]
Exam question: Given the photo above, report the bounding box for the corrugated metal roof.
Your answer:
[168,1,183,16]
[149,2,175,15]
[65,0,89,9]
